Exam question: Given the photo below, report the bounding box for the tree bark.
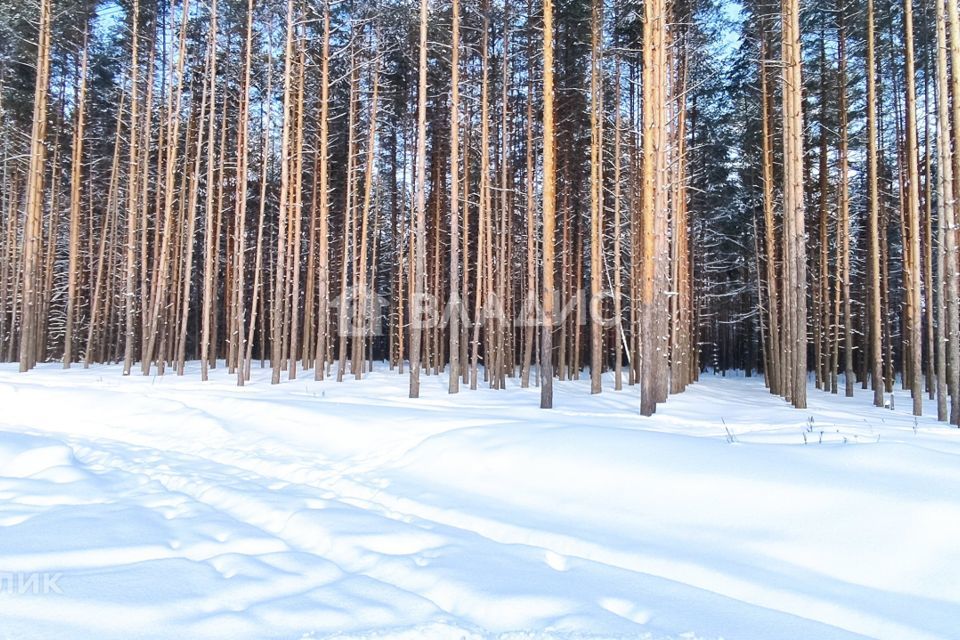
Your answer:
[314,4,331,381]
[541,0,556,409]
[781,0,808,408]
[409,0,429,398]
[903,0,924,415]
[449,0,462,393]
[866,0,884,407]
[589,0,604,394]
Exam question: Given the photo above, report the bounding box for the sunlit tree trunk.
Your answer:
[287,35,306,381]
[229,0,254,383]
[640,0,668,415]
[314,4,331,381]
[903,0,924,415]
[121,0,142,376]
[589,0,603,395]
[409,0,428,398]
[781,0,808,408]
[448,0,461,393]
[271,0,296,385]
[541,0,556,409]
[945,0,960,425]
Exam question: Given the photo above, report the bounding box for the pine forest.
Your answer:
[2,0,960,422]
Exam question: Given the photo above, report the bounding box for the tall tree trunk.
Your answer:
[495,6,511,390]
[945,0,960,425]
[934,0,953,420]
[781,0,808,408]
[337,56,358,383]
[589,0,603,394]
[314,4,331,381]
[200,0,218,380]
[409,0,428,398]
[640,0,668,415]
[122,0,142,376]
[837,3,854,397]
[271,0,296,385]
[471,4,492,391]
[231,0,254,383]
[903,0,924,415]
[866,0,884,407]
[613,50,624,392]
[670,40,689,394]
[541,0,556,409]
[287,37,306,381]
[521,0,536,389]
[759,30,781,397]
[19,0,50,370]
[448,0,461,393]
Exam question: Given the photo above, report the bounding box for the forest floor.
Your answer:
[0,363,958,640]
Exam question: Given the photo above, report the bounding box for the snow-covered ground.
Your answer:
[1,363,958,640]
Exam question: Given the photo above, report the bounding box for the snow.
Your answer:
[1,363,959,640]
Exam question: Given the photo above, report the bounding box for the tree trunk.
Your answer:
[122,0,141,376]
[640,0,668,415]
[837,4,854,397]
[866,0,884,407]
[759,30,781,397]
[409,0,428,398]
[903,0,924,416]
[781,0,808,408]
[589,0,603,394]
[448,0,461,393]
[541,0,556,409]
[945,0,960,425]
[314,4,331,381]
[271,0,296,384]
